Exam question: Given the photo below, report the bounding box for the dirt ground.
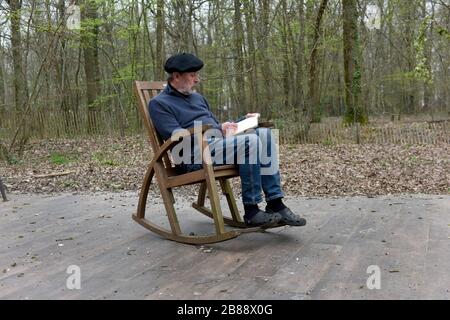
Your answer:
[1,137,448,197]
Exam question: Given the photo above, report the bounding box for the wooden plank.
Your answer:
[144,236,262,299]
[195,204,349,299]
[310,196,435,299]
[2,194,448,299]
[0,194,180,298]
[253,243,342,299]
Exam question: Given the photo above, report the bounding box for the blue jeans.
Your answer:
[178,128,284,205]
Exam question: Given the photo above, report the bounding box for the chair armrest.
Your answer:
[258,120,275,128]
[170,124,213,141]
[153,124,213,163]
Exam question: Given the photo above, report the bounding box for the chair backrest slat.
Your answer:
[134,81,172,168]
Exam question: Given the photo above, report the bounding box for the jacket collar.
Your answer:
[166,82,191,98]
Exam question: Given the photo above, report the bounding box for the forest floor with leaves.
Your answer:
[1,136,449,197]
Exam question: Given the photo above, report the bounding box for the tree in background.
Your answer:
[5,0,28,112]
[307,0,328,123]
[81,0,102,133]
[342,0,367,124]
[0,0,448,141]
[155,0,165,81]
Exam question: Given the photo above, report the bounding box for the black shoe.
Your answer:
[244,210,282,227]
[266,207,306,226]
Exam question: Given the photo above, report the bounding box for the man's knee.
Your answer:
[243,134,261,155]
[255,127,273,145]
[236,133,258,147]
[256,127,271,135]
[235,134,260,164]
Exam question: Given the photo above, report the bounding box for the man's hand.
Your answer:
[246,113,260,119]
[222,122,238,137]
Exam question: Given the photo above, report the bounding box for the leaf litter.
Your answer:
[0,137,448,197]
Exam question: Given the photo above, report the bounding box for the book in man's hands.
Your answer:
[231,115,259,136]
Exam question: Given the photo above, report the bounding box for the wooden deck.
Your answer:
[0,192,449,299]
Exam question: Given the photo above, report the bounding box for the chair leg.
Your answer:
[159,189,182,235]
[167,187,175,204]
[203,169,226,235]
[197,182,207,207]
[136,164,155,219]
[193,179,247,229]
[154,163,182,235]
[219,178,243,224]
[133,163,241,245]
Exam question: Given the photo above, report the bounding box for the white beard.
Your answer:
[179,89,193,95]
[178,86,194,95]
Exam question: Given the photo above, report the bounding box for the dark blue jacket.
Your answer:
[149,84,222,140]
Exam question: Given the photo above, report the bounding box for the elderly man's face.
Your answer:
[172,71,200,94]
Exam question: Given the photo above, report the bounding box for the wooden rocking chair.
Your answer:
[132,81,279,244]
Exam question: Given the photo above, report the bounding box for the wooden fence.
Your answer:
[278,120,450,144]
[0,109,449,145]
[0,108,136,139]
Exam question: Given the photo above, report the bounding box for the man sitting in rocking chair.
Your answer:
[149,53,306,228]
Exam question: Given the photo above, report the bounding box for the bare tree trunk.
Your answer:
[307,0,328,123]
[55,0,73,134]
[294,0,306,119]
[279,0,293,109]
[233,0,246,113]
[172,0,190,52]
[56,0,66,108]
[155,0,165,80]
[342,0,367,124]
[258,0,273,117]
[0,46,5,111]
[400,0,419,117]
[422,0,434,113]
[6,0,27,112]
[81,0,102,133]
[243,0,258,112]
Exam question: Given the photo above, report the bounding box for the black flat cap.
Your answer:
[164,53,204,73]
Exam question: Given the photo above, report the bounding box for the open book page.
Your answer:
[232,115,259,135]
